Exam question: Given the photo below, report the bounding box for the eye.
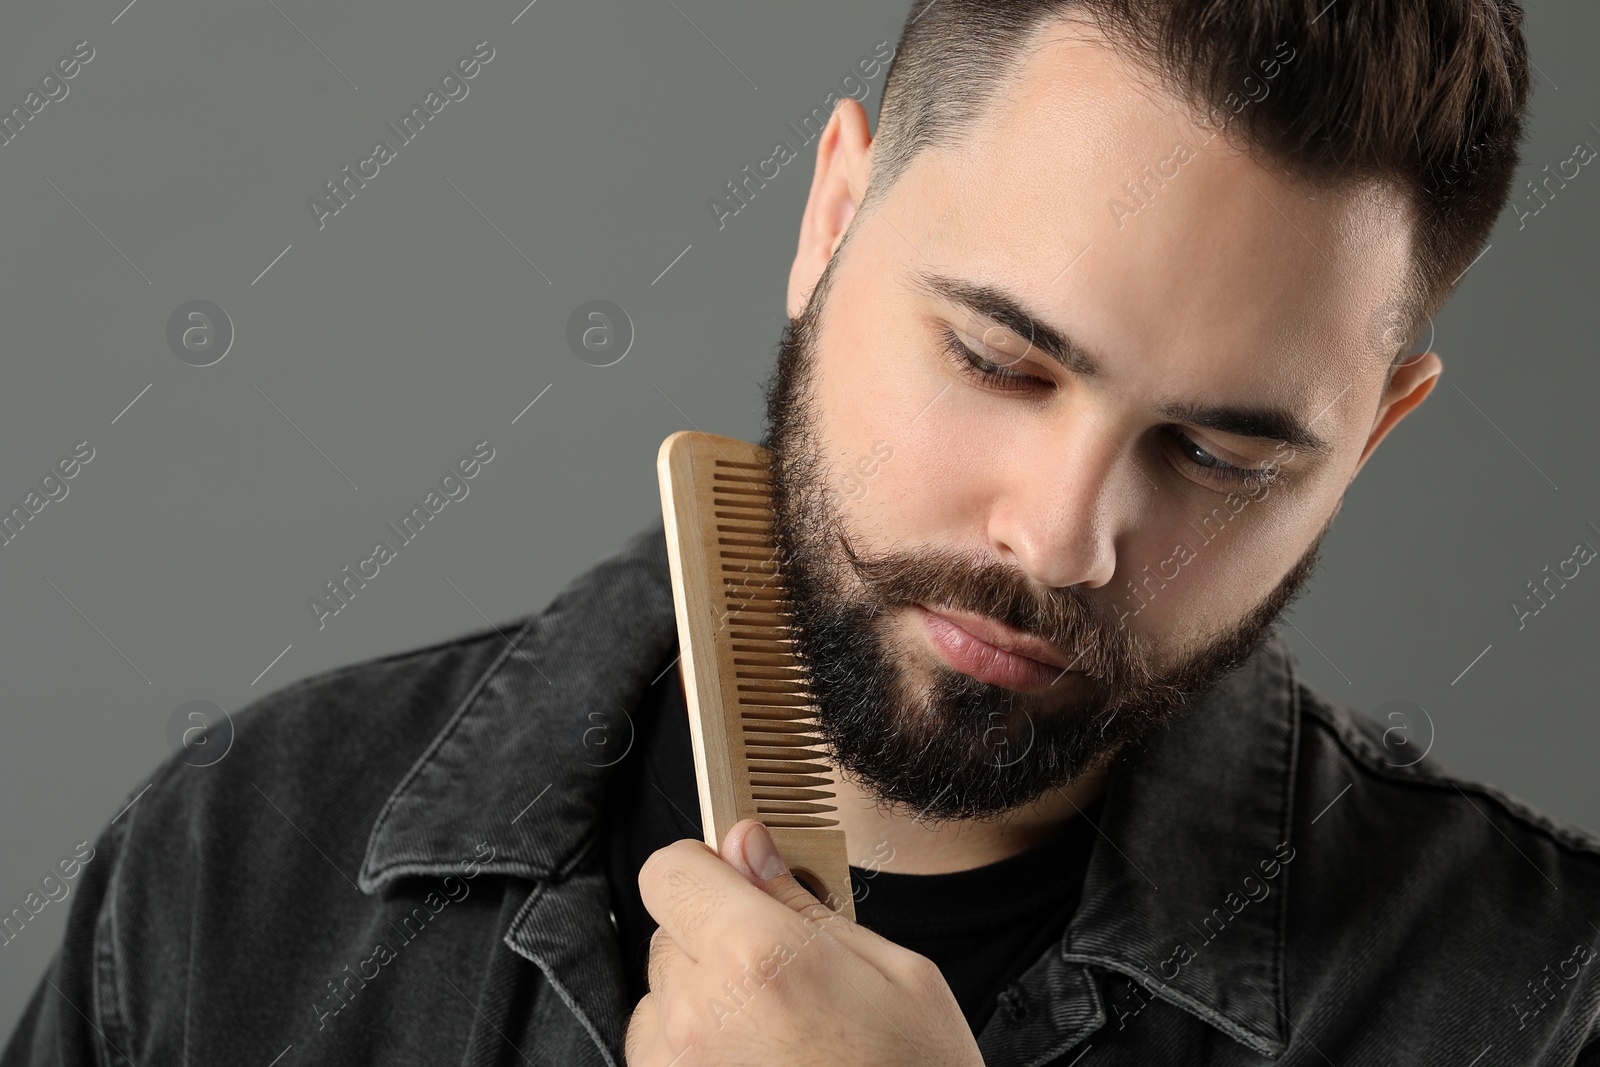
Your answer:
[939,328,1051,393]
[1164,428,1276,489]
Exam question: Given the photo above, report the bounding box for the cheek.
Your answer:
[825,366,1025,547]
[811,315,986,526]
[1114,491,1325,642]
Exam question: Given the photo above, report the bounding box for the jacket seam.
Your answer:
[91,788,139,1067]
[503,870,621,1067]
[258,618,523,711]
[1267,646,1300,1058]
[1299,689,1600,863]
[1019,958,1106,1067]
[1058,953,1282,1058]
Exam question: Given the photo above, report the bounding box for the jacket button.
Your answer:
[997,983,1033,1023]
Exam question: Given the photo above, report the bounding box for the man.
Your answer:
[7,0,1596,1064]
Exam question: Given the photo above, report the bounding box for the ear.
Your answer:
[1350,350,1442,480]
[787,98,875,320]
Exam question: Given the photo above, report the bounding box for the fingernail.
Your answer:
[743,822,787,881]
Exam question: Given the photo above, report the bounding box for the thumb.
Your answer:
[724,819,838,915]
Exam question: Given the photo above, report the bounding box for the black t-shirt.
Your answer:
[602,649,1101,1035]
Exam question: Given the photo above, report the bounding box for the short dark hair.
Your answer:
[862,0,1530,363]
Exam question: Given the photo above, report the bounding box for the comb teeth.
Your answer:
[706,459,840,828]
[660,433,854,922]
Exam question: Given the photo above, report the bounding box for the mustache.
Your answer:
[827,515,1151,688]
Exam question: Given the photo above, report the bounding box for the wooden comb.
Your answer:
[656,430,855,920]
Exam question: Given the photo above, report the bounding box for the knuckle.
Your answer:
[894,950,947,995]
[659,988,711,1052]
[705,930,788,995]
[796,898,847,930]
[723,926,774,967]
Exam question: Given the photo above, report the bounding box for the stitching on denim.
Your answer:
[90,805,136,1067]
[1058,952,1284,1058]
[1017,961,1107,1067]
[1270,643,1301,1045]
[253,614,524,709]
[502,875,621,1067]
[1299,685,1600,861]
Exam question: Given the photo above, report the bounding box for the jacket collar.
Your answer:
[358,514,1299,1059]
[359,517,679,892]
[1062,623,1299,1058]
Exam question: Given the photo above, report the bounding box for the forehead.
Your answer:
[881,19,1415,413]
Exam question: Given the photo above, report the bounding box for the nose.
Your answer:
[985,406,1125,590]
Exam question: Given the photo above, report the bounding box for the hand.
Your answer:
[623,818,985,1066]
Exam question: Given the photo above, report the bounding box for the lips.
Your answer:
[913,603,1076,691]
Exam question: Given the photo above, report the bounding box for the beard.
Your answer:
[757,265,1328,823]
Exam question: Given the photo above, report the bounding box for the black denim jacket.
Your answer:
[6,517,1600,1067]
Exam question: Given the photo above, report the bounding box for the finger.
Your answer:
[623,993,677,1067]
[639,835,831,966]
[623,993,652,1066]
[636,838,723,963]
[645,925,694,995]
[721,818,840,916]
[720,819,910,973]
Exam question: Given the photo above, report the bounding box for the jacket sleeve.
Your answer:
[1,785,141,1067]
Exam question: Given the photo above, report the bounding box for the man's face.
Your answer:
[760,22,1425,822]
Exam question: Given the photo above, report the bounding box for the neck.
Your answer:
[825,753,1113,874]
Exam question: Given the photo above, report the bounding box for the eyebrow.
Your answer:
[910,268,1333,458]
[1154,400,1332,458]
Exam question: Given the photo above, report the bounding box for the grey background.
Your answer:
[0,0,1595,1034]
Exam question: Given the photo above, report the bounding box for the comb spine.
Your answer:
[657,432,856,920]
[658,433,758,852]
